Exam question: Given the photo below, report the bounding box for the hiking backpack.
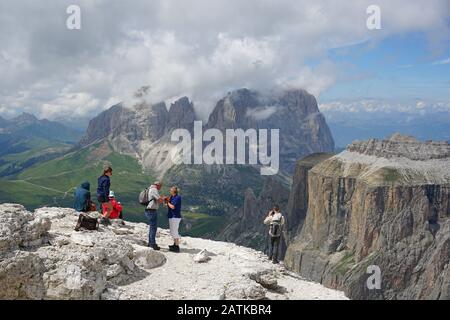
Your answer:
[269,221,282,238]
[74,213,99,231]
[139,188,150,206]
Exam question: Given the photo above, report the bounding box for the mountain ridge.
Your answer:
[284,134,450,299]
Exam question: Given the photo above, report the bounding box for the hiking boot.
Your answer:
[149,244,161,251]
[169,245,180,253]
[272,260,279,264]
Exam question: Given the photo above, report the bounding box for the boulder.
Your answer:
[133,245,166,270]
[193,249,212,263]
[223,282,266,300]
[0,251,46,299]
[49,236,70,247]
[249,270,278,290]
[0,203,51,252]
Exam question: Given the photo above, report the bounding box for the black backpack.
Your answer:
[75,213,99,231]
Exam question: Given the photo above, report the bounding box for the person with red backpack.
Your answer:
[102,190,123,220]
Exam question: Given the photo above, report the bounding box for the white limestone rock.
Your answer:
[71,232,94,247]
[0,204,348,300]
[133,245,166,270]
[193,249,212,263]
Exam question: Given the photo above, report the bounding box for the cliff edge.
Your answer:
[0,203,346,300]
[285,134,450,300]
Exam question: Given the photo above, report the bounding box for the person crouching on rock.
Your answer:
[145,181,164,250]
[97,166,113,226]
[264,205,285,264]
[166,186,182,253]
[74,181,91,213]
[102,190,123,220]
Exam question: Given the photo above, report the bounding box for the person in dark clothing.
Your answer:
[73,181,91,213]
[263,205,285,264]
[97,166,113,225]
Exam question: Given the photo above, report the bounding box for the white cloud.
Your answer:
[246,106,280,121]
[319,99,450,114]
[431,57,450,65]
[0,0,449,121]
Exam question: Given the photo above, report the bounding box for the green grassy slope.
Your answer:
[0,135,71,177]
[0,141,276,239]
[0,143,156,223]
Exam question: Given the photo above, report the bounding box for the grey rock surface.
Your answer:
[0,204,346,300]
[284,136,450,300]
[78,88,334,176]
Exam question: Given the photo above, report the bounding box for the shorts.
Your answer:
[169,218,181,239]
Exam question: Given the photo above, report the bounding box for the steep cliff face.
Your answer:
[206,89,335,173]
[284,153,335,244]
[218,153,336,257]
[78,98,196,176]
[216,177,290,252]
[78,88,334,176]
[285,134,450,300]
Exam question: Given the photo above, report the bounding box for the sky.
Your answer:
[0,0,449,123]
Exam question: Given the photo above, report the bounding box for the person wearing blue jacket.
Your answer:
[97,166,113,225]
[73,181,91,213]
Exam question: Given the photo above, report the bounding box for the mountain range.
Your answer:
[0,88,334,237]
[0,113,83,177]
[0,89,449,300]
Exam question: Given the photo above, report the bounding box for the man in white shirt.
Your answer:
[263,205,285,264]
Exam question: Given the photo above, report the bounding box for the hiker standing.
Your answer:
[74,181,91,213]
[102,190,123,220]
[264,205,285,264]
[166,186,182,253]
[97,166,113,225]
[145,181,164,250]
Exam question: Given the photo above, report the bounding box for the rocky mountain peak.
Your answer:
[347,134,450,161]
[11,112,38,124]
[78,103,131,147]
[77,87,334,175]
[206,88,335,173]
[167,97,195,131]
[387,132,419,143]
